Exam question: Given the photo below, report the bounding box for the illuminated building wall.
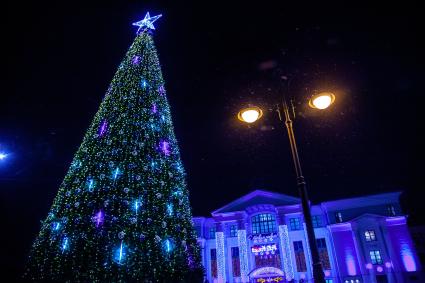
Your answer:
[193,190,422,283]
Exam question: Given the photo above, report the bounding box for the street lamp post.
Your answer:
[238,92,335,283]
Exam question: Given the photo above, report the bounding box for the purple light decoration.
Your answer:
[366,263,373,269]
[345,252,357,276]
[95,210,104,227]
[376,266,383,273]
[158,85,165,96]
[324,270,331,277]
[159,140,170,156]
[99,120,108,137]
[152,103,157,113]
[401,244,417,272]
[385,262,392,268]
[132,55,141,65]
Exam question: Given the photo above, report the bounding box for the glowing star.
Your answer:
[132,12,162,33]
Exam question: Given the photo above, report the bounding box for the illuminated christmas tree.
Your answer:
[24,13,203,282]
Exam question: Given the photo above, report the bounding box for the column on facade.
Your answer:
[215,222,227,283]
[237,219,250,283]
[277,213,295,282]
[350,222,370,283]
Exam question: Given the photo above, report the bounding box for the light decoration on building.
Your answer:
[216,231,226,283]
[345,251,357,276]
[324,270,331,277]
[401,243,417,272]
[256,276,283,283]
[278,225,294,281]
[251,267,284,277]
[237,230,249,283]
[385,262,392,268]
[303,223,313,271]
[366,263,373,269]
[376,266,383,272]
[250,233,277,243]
[251,243,277,255]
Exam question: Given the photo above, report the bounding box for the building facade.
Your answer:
[193,190,422,283]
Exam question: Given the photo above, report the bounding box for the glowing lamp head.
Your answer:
[0,153,7,160]
[237,106,263,123]
[309,92,335,109]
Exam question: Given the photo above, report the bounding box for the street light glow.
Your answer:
[0,153,7,160]
[237,107,263,123]
[309,92,335,109]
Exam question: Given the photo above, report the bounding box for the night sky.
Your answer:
[2,1,424,280]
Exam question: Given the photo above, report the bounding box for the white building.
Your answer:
[193,190,422,283]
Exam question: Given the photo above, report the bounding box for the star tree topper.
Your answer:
[132,12,162,33]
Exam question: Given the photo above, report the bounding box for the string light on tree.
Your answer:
[25,12,203,282]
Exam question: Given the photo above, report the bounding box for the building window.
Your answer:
[335,212,343,223]
[289,217,302,230]
[209,227,216,239]
[230,225,237,237]
[251,213,276,234]
[388,205,396,216]
[231,247,241,277]
[370,250,383,265]
[210,249,217,278]
[317,238,331,270]
[293,241,307,272]
[365,230,377,242]
[312,215,322,228]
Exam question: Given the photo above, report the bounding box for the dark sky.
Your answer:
[2,1,424,280]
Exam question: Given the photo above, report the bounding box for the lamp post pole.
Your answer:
[281,101,326,283]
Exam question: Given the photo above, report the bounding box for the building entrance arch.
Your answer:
[249,266,285,282]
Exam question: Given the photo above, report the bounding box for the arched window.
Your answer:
[251,213,276,234]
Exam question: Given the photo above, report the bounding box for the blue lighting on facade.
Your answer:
[192,190,422,283]
[401,244,417,272]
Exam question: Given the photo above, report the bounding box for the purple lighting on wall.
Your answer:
[401,244,417,272]
[366,263,373,269]
[99,120,108,137]
[385,262,392,268]
[152,103,157,113]
[159,140,170,156]
[345,252,357,276]
[376,266,383,272]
